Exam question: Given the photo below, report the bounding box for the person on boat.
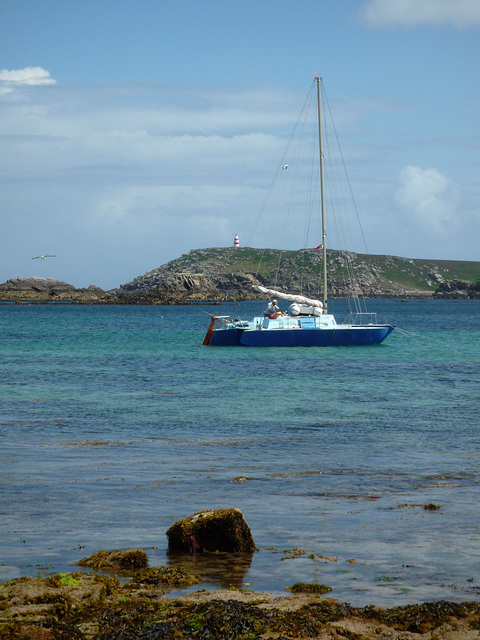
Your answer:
[265,299,281,318]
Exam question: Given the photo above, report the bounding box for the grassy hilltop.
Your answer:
[121,246,480,299]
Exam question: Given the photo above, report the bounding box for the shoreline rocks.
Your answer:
[433,279,480,299]
[0,277,112,304]
[1,569,479,640]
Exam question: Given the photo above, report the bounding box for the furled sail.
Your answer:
[253,285,323,308]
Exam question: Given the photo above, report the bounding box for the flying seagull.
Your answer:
[31,255,56,260]
[282,164,288,170]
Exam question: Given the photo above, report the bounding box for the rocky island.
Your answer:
[1,248,479,304]
[0,277,112,304]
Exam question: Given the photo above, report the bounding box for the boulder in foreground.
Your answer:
[167,508,256,554]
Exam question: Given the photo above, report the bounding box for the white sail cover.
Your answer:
[253,285,323,308]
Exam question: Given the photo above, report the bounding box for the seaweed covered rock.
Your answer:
[130,566,201,588]
[77,548,148,571]
[287,582,332,594]
[167,508,256,554]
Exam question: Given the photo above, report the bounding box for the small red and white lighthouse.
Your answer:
[233,234,239,248]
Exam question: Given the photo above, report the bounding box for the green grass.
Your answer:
[153,247,480,295]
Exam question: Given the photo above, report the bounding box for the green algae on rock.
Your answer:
[166,508,256,554]
[77,548,148,571]
[130,566,201,588]
[287,582,333,595]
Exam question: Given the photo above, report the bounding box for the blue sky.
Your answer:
[1,0,479,289]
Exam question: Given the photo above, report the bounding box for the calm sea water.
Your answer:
[1,299,479,606]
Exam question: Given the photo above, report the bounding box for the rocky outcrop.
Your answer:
[0,276,75,293]
[166,508,256,555]
[155,272,220,302]
[433,278,480,299]
[0,277,112,303]
[119,268,260,303]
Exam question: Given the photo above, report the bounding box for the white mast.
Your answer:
[315,75,328,313]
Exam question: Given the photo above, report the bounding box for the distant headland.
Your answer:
[1,247,479,304]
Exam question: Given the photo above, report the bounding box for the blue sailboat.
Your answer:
[203,76,394,347]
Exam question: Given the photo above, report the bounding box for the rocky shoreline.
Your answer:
[1,274,479,305]
[2,564,479,639]
[1,247,479,304]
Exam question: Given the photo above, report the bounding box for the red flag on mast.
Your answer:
[314,244,323,250]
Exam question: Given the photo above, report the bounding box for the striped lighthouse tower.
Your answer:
[233,234,239,248]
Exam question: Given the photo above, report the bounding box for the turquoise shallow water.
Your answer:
[1,299,479,606]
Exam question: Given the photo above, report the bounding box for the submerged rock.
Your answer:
[287,582,332,594]
[77,548,148,571]
[166,508,256,554]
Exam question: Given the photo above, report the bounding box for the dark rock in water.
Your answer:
[76,548,148,571]
[166,508,256,554]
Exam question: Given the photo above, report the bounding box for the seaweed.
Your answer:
[77,549,148,571]
[130,566,201,588]
[286,582,332,595]
[2,569,480,639]
[361,600,480,633]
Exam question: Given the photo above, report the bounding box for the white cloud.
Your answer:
[0,66,56,86]
[95,184,251,224]
[0,75,477,288]
[394,165,459,232]
[359,0,480,28]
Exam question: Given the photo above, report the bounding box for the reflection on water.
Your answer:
[167,552,254,589]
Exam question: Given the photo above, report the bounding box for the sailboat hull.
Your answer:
[207,324,394,347]
[207,327,245,346]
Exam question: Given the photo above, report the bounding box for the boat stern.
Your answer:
[202,315,217,345]
[203,315,246,346]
